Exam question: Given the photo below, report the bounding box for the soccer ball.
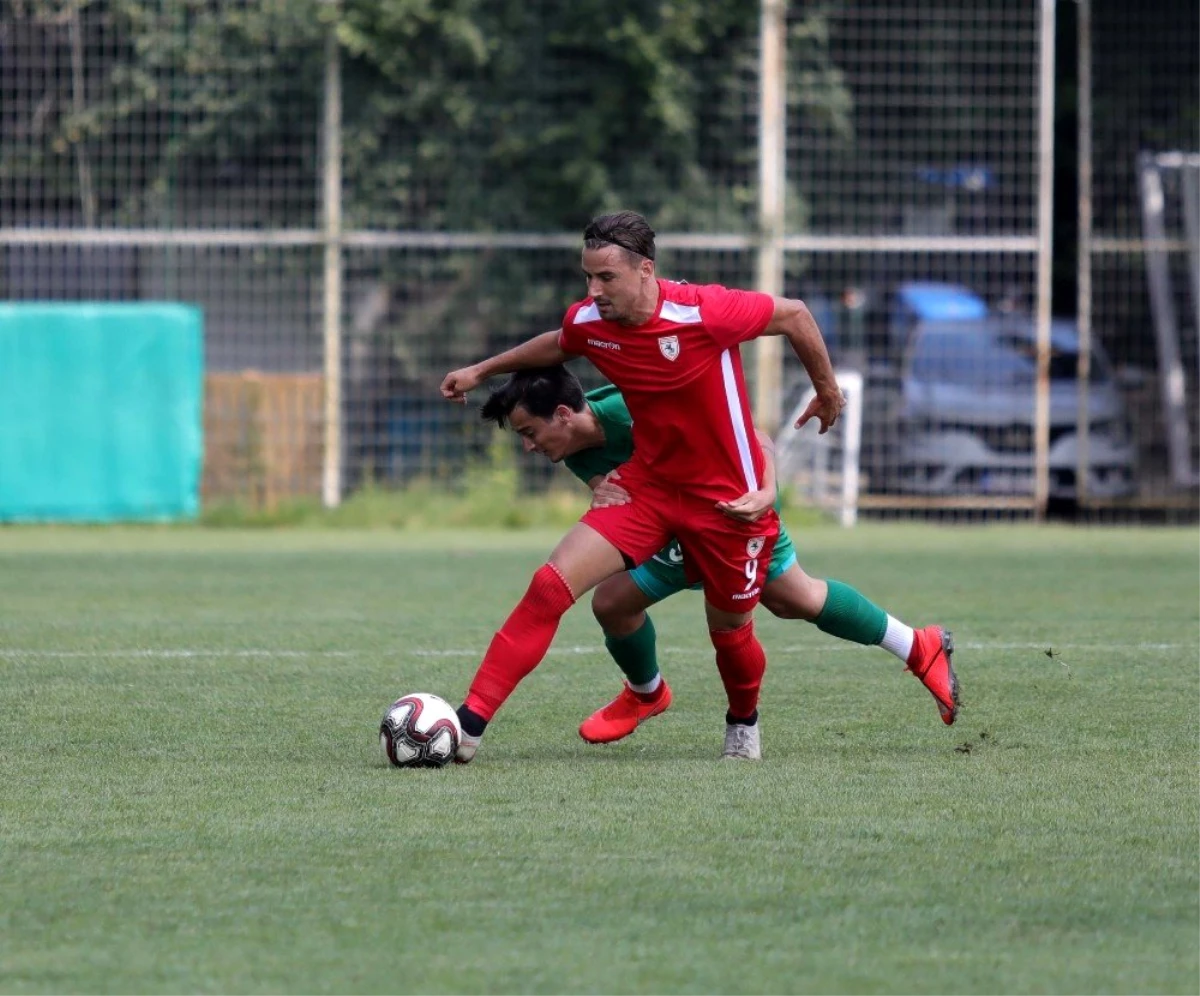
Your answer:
[379,693,462,768]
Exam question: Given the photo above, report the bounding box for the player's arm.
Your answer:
[763,297,845,434]
[716,430,777,522]
[589,469,631,509]
[758,430,777,502]
[440,330,570,403]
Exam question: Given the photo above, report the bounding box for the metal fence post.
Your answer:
[1076,0,1092,506]
[1034,0,1057,517]
[322,8,344,509]
[754,0,787,434]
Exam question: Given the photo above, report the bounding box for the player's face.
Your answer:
[509,404,577,463]
[582,246,652,323]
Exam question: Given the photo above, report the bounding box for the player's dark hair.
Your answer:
[583,211,656,263]
[479,366,586,429]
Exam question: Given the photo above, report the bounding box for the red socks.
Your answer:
[463,564,577,721]
[463,568,765,727]
[711,621,767,721]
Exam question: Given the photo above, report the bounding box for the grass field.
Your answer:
[0,524,1196,994]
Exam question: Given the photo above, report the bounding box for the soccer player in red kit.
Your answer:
[440,211,958,762]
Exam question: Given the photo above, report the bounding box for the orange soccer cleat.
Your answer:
[579,681,673,744]
[906,625,960,725]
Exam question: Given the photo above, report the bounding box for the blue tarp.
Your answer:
[0,303,203,521]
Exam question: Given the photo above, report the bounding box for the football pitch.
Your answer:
[1,524,1196,994]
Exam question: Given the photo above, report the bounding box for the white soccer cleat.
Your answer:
[721,722,762,760]
[454,731,482,764]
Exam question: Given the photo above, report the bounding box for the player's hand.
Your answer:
[716,487,774,523]
[440,365,485,404]
[794,387,846,434]
[591,470,631,509]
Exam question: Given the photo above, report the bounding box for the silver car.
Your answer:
[893,318,1136,499]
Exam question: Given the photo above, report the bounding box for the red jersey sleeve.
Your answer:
[557,301,587,355]
[699,285,776,349]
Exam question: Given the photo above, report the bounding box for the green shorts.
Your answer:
[627,523,797,604]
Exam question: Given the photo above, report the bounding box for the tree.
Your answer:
[0,0,325,226]
[0,0,850,486]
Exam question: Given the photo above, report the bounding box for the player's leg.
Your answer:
[679,507,780,760]
[758,562,959,724]
[578,557,692,744]
[594,544,697,690]
[455,522,628,760]
[456,472,674,762]
[705,601,766,760]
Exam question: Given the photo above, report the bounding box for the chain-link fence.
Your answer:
[1,1,1195,519]
[779,3,1045,513]
[1081,0,1199,511]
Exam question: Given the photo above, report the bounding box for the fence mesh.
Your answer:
[1086,0,1200,508]
[0,1,1195,517]
[772,4,1041,508]
[792,4,1040,237]
[0,1,323,230]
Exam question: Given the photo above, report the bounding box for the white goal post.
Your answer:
[1138,151,1200,490]
[773,370,863,527]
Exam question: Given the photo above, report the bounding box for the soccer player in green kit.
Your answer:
[480,364,956,758]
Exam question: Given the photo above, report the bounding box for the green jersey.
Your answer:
[562,385,634,485]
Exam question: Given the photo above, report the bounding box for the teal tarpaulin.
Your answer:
[0,303,203,521]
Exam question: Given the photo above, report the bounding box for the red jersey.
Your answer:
[558,279,775,501]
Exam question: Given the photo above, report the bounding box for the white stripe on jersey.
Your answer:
[660,300,702,324]
[720,349,759,492]
[574,302,601,324]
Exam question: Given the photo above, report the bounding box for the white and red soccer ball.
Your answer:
[379,693,462,768]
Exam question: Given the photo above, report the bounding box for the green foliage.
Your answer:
[199,485,830,531]
[0,0,851,390]
[1,0,850,232]
[198,427,833,530]
[337,0,767,232]
[200,436,590,529]
[0,0,326,223]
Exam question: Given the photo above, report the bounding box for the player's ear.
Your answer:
[555,404,573,424]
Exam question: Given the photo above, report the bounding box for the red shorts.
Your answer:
[580,461,779,613]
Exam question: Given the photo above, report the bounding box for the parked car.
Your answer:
[860,281,989,360]
[788,279,988,386]
[890,317,1136,499]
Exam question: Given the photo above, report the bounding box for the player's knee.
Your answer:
[591,583,627,630]
[798,575,830,619]
[595,590,651,639]
[761,571,825,621]
[525,562,577,618]
[761,589,806,619]
[705,609,753,634]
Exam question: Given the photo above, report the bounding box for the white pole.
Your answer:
[1076,0,1092,506]
[754,0,787,433]
[839,371,863,527]
[321,12,344,509]
[1033,0,1057,518]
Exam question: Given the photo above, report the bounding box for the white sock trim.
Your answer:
[629,674,663,695]
[880,616,915,663]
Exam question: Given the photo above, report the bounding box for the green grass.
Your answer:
[0,524,1196,994]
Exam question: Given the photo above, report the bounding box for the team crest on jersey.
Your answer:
[658,335,681,361]
[746,536,765,558]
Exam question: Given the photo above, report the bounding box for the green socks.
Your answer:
[603,615,660,686]
[605,584,887,682]
[815,579,889,646]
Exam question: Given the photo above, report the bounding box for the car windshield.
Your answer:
[910,325,1112,388]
